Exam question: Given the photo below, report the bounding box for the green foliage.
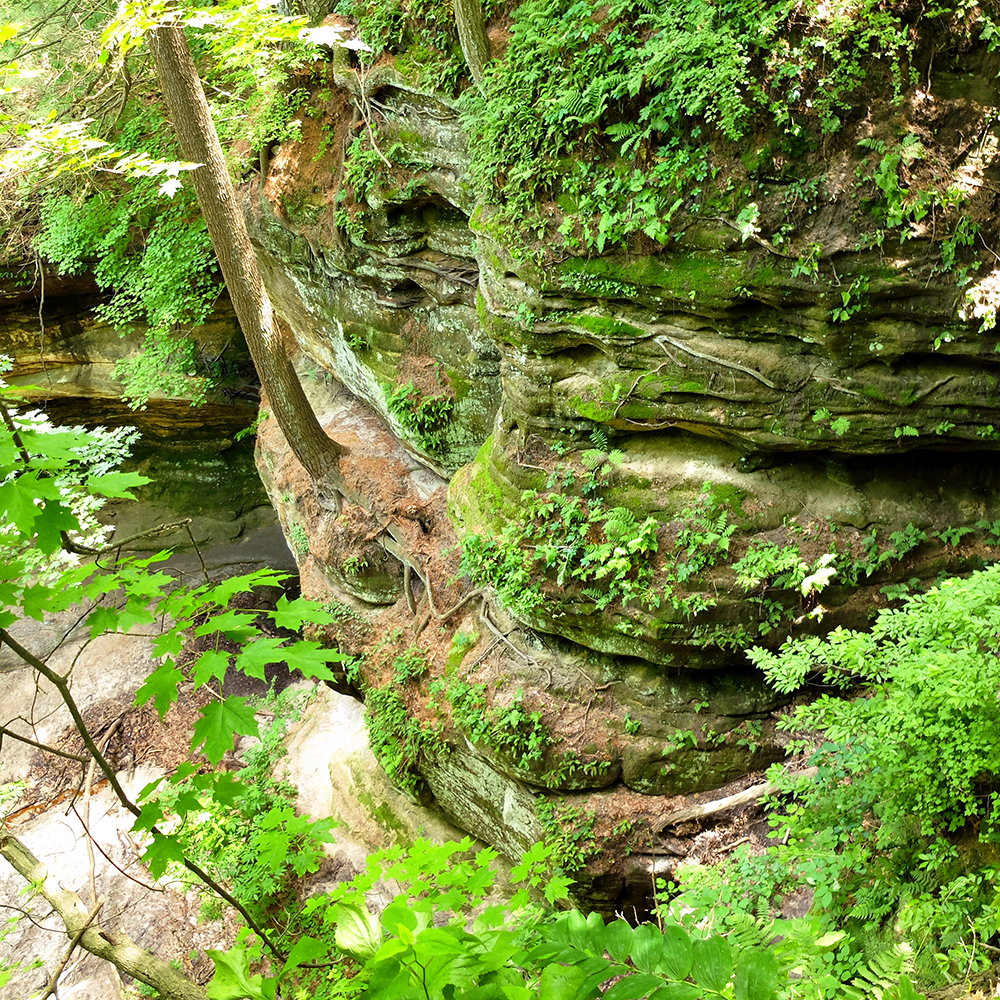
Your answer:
[385,381,454,457]
[746,566,1000,983]
[337,0,467,94]
[459,489,663,618]
[752,566,1000,836]
[364,685,436,797]
[150,689,335,922]
[445,681,553,769]
[393,646,430,683]
[33,181,219,407]
[463,0,992,253]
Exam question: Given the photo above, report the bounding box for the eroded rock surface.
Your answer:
[243,21,1000,907]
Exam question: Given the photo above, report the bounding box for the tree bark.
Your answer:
[146,22,347,503]
[453,0,489,85]
[0,834,207,1000]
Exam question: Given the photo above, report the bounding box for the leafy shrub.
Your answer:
[750,565,1000,981]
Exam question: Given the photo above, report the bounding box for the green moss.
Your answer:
[446,630,479,675]
[564,314,644,339]
[572,398,617,422]
[860,385,891,403]
[709,482,748,518]
[354,788,412,844]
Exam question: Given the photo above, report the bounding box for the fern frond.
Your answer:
[848,941,917,1000]
[589,427,611,451]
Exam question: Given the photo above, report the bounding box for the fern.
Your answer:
[589,426,610,451]
[844,942,918,1000]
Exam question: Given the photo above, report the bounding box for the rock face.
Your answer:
[244,13,1000,907]
[0,269,258,447]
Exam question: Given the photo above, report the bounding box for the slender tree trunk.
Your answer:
[453,0,489,85]
[146,22,346,502]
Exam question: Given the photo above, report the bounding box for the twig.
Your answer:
[719,835,751,853]
[40,894,104,1000]
[69,802,162,895]
[0,725,87,764]
[184,521,210,585]
[61,518,194,557]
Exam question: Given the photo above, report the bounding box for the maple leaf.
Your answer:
[192,696,258,764]
[233,635,288,680]
[87,470,150,499]
[192,648,230,687]
[34,497,79,553]
[194,609,261,642]
[285,640,349,681]
[143,828,188,880]
[134,659,185,717]
[86,605,121,639]
[271,594,335,630]
[116,596,156,633]
[151,626,186,659]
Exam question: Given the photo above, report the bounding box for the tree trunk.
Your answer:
[0,834,207,1000]
[453,0,489,85]
[146,22,347,502]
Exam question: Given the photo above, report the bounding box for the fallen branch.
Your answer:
[653,766,818,832]
[40,894,104,1000]
[0,834,207,1000]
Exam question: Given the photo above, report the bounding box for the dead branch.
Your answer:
[0,834,206,1000]
[653,766,818,832]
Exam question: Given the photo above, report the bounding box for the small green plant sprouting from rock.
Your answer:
[341,554,371,575]
[364,686,436,799]
[234,411,269,443]
[812,407,851,437]
[445,681,553,770]
[623,713,641,736]
[535,800,597,874]
[385,381,454,456]
[829,275,870,323]
[288,521,310,556]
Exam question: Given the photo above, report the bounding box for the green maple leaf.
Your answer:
[271,594,334,630]
[21,582,60,622]
[285,640,349,681]
[194,609,261,642]
[134,660,185,717]
[207,568,289,605]
[87,605,121,639]
[17,426,79,466]
[142,828,188,879]
[234,635,288,680]
[192,648,230,686]
[87,470,150,499]
[192,696,258,764]
[116,597,156,633]
[151,626,186,659]
[194,770,243,808]
[34,498,79,553]
[0,475,43,537]
[133,797,166,835]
